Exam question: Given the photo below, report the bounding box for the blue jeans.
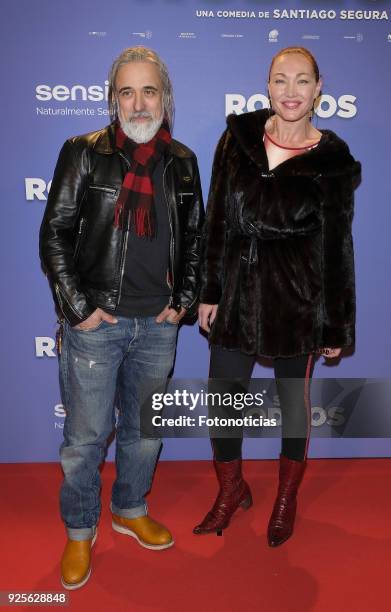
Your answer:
[59,316,178,541]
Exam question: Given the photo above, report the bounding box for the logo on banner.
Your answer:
[35,81,110,118]
[35,337,56,358]
[343,33,364,42]
[225,93,357,118]
[88,31,107,37]
[302,34,320,40]
[132,31,152,39]
[179,32,197,39]
[268,29,279,42]
[25,178,51,201]
[388,34,391,42]
[36,82,109,102]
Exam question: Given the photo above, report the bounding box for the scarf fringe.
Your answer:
[133,209,153,237]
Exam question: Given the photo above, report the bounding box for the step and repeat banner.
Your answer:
[2,0,391,461]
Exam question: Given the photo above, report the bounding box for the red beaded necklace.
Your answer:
[264,130,318,151]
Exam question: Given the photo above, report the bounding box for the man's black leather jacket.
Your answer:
[39,123,205,326]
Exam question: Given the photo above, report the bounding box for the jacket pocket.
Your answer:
[176,191,194,206]
[88,184,119,196]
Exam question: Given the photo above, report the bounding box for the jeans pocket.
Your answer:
[72,320,106,333]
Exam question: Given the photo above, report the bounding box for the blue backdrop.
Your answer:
[2,0,391,461]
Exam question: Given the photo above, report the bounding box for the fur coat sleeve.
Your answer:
[319,161,361,348]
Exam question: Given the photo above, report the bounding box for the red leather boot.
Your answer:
[267,454,306,547]
[193,459,252,536]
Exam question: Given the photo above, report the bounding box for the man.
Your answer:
[39,47,204,590]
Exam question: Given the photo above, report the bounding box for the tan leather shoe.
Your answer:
[112,514,174,550]
[60,532,97,590]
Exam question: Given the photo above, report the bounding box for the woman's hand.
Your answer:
[320,347,342,359]
[156,305,187,324]
[198,303,218,332]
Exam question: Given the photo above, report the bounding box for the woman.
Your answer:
[194,47,361,546]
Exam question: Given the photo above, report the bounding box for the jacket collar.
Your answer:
[227,109,360,179]
[92,123,192,159]
[93,122,116,154]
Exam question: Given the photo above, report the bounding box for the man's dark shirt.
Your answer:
[115,158,171,317]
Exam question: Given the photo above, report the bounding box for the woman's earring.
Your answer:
[309,98,316,121]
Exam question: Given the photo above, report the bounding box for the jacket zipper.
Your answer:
[116,151,131,306]
[73,217,85,260]
[183,289,198,313]
[54,283,84,319]
[117,212,130,305]
[89,185,117,195]
[163,157,175,307]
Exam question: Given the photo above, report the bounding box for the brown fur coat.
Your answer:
[200,109,361,358]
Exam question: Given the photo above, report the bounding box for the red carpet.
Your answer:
[1,459,390,611]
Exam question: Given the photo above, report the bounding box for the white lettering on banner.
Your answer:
[36,107,109,117]
[196,10,214,17]
[264,406,345,427]
[316,95,357,119]
[225,94,357,118]
[25,178,52,201]
[217,11,256,18]
[340,10,388,20]
[225,93,246,114]
[54,404,66,418]
[326,407,345,427]
[273,9,336,19]
[247,94,270,113]
[35,337,56,357]
[35,81,109,102]
[195,9,389,20]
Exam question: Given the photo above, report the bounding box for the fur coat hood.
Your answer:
[200,109,361,358]
[226,109,361,181]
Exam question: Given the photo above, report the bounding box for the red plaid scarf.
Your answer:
[114,119,172,235]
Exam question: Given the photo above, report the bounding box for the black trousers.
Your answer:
[209,345,315,462]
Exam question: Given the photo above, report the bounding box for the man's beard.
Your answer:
[119,111,164,144]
